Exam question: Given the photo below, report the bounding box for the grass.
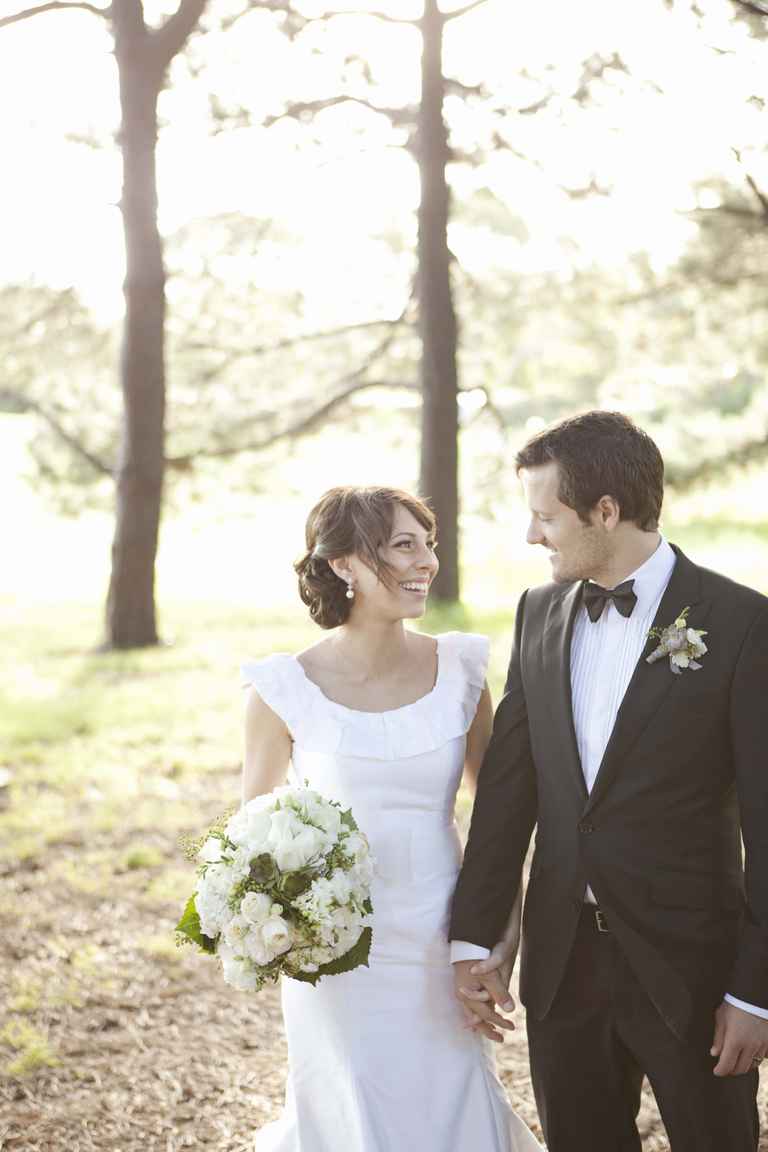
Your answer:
[0,531,766,1071]
[1,1020,60,1078]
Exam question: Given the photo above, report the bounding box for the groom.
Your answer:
[450,411,768,1152]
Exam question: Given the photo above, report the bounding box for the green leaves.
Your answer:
[288,927,372,987]
[175,894,217,955]
[279,870,315,899]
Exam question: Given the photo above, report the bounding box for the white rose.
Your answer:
[240,891,275,925]
[261,916,293,959]
[222,913,251,947]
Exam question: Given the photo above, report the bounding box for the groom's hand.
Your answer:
[452,959,516,1044]
[465,937,518,1014]
[711,1001,768,1076]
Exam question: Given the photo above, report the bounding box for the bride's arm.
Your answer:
[241,688,292,805]
[463,683,494,794]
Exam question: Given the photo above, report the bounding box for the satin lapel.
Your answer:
[583,546,707,815]
[541,580,587,802]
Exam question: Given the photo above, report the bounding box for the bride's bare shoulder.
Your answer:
[294,638,336,675]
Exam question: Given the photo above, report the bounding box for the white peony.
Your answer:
[226,796,275,851]
[303,795,342,842]
[268,809,328,872]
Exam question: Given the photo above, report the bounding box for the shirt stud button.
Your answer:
[579,822,595,834]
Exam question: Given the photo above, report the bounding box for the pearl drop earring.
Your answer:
[345,580,355,600]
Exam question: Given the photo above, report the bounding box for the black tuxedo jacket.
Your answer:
[450,546,768,1041]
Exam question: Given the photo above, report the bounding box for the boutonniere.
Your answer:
[646,607,707,675]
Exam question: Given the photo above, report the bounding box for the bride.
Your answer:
[241,485,541,1151]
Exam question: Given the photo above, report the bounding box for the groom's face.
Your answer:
[521,462,609,584]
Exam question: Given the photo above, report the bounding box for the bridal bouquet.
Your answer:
[176,785,374,992]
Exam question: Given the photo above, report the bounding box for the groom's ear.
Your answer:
[594,494,621,530]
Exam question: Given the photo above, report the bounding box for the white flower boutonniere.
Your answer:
[646,606,707,675]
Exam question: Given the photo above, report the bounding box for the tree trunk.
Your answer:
[105,4,166,648]
[417,0,460,602]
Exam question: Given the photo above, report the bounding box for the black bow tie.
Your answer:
[583,579,637,623]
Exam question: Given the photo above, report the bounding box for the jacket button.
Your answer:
[578,822,595,834]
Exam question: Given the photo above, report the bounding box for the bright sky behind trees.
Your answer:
[1,0,766,322]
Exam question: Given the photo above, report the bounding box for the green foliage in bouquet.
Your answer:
[290,926,372,986]
[175,894,217,954]
[177,804,238,863]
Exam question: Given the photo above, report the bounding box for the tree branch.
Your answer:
[263,94,414,128]
[732,147,768,222]
[310,6,419,24]
[167,380,420,468]
[667,431,768,491]
[0,390,113,475]
[730,0,768,17]
[186,312,413,384]
[0,0,109,28]
[443,0,491,21]
[152,0,207,68]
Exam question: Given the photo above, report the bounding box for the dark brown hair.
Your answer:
[294,486,437,629]
[515,411,664,530]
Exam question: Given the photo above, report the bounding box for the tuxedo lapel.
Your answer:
[541,580,587,801]
[583,546,708,815]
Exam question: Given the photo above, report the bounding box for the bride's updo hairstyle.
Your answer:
[294,486,436,629]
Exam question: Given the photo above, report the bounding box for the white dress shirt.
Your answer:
[451,539,768,1020]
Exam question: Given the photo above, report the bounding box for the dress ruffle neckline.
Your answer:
[241,632,489,762]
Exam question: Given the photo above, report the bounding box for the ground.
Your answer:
[1,602,765,1150]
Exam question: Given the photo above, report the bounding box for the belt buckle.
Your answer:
[594,908,610,934]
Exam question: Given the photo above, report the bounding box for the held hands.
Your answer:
[711,1001,768,1077]
[453,936,519,1044]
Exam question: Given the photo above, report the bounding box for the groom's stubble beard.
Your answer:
[549,521,613,585]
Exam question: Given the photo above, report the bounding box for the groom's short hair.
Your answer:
[516,411,664,530]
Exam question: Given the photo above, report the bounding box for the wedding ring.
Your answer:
[751,1055,764,1067]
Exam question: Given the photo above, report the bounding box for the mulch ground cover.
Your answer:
[1,769,766,1151]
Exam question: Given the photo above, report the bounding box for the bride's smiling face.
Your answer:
[337,504,439,622]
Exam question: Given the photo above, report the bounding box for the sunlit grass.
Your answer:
[1,1019,60,1078]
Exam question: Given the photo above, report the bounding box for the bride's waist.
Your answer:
[366,820,461,884]
[358,807,455,828]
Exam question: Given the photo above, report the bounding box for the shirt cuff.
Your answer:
[450,940,491,964]
[724,994,768,1020]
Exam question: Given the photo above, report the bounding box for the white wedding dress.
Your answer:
[241,631,541,1152]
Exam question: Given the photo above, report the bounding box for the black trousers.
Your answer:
[526,907,760,1152]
